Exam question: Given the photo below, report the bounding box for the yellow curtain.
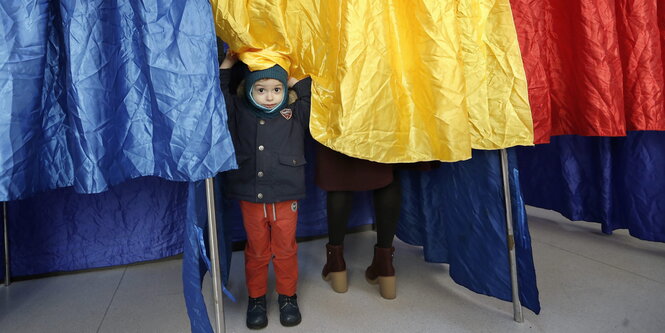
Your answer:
[211,0,534,163]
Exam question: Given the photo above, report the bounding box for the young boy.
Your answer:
[219,51,311,329]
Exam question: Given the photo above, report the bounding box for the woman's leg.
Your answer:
[373,174,401,248]
[366,174,401,299]
[322,190,353,292]
[326,190,354,245]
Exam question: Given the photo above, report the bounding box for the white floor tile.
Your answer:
[527,206,665,284]
[0,269,124,332]
[98,259,190,333]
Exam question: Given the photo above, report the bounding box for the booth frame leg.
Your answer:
[499,149,524,323]
[3,202,9,287]
[205,178,226,332]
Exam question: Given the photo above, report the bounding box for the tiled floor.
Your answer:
[1,207,665,332]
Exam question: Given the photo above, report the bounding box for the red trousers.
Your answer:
[240,200,299,298]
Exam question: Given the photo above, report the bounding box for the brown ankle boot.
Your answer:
[365,245,396,299]
[322,243,348,293]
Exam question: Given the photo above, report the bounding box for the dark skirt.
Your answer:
[315,143,394,191]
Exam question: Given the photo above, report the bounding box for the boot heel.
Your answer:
[378,276,396,299]
[323,270,348,293]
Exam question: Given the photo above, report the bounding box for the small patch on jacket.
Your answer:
[281,108,293,120]
[291,201,298,212]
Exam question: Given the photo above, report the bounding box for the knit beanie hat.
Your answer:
[244,65,289,116]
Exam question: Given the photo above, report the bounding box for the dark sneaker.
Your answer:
[246,295,268,329]
[277,294,302,327]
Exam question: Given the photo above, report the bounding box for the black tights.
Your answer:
[326,175,401,248]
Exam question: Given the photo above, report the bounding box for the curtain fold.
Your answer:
[183,177,234,333]
[398,149,540,313]
[0,0,237,201]
[516,132,665,243]
[511,0,665,143]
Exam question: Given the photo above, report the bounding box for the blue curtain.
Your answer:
[2,177,187,278]
[397,149,540,313]
[2,2,237,331]
[0,0,237,201]
[516,132,665,242]
[183,178,233,333]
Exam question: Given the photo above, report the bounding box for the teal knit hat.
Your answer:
[244,65,288,115]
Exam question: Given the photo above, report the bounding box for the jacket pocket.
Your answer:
[276,155,306,197]
[278,155,307,167]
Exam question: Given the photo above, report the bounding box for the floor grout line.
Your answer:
[96,266,127,333]
[534,239,665,285]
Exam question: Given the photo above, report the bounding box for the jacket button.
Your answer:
[258,171,264,177]
[259,119,265,125]
[257,193,263,199]
[258,145,264,151]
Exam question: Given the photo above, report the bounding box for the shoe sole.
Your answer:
[246,321,268,330]
[322,270,348,293]
[280,317,302,327]
[366,275,396,299]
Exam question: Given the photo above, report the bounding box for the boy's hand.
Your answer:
[287,77,299,88]
[220,51,238,69]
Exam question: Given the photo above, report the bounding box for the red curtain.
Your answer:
[511,0,665,144]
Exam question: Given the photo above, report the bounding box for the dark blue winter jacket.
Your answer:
[220,69,312,203]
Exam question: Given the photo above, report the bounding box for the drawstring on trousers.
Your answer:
[262,203,277,221]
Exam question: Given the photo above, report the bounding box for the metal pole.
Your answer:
[3,202,9,286]
[499,149,523,323]
[205,178,225,332]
